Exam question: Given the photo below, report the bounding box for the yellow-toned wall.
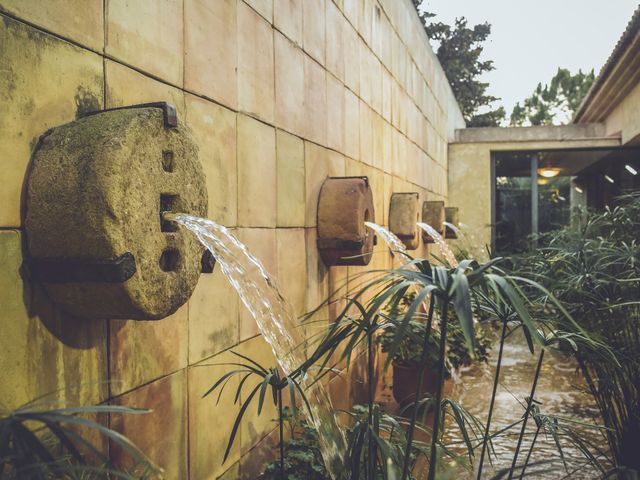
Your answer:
[604,81,640,145]
[0,0,463,478]
[448,137,620,254]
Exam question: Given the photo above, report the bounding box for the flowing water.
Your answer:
[417,222,459,267]
[166,213,346,479]
[364,221,408,259]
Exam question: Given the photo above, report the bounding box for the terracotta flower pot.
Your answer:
[392,360,440,406]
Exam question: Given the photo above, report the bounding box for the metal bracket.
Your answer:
[27,252,137,283]
[80,102,178,128]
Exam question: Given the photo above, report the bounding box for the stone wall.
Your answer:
[0,0,463,478]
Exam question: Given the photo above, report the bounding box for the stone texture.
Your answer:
[327,74,346,153]
[25,107,207,319]
[110,372,188,479]
[276,130,305,227]
[109,305,188,396]
[188,353,241,479]
[344,88,361,159]
[188,263,240,364]
[0,229,108,410]
[0,0,104,51]
[325,1,345,81]
[185,94,237,227]
[303,54,327,145]
[421,200,446,243]
[274,0,302,45]
[106,0,183,86]
[445,206,459,239]
[317,176,376,266]
[304,143,346,227]
[0,16,103,227]
[388,192,420,250]
[237,228,278,341]
[237,115,277,227]
[276,228,307,315]
[244,0,273,22]
[302,0,325,64]
[184,0,237,108]
[274,32,305,136]
[238,2,275,123]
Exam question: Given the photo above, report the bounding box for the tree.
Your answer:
[413,1,505,127]
[510,68,595,126]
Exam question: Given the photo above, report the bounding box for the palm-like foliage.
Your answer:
[202,350,312,474]
[513,194,640,472]
[0,402,157,479]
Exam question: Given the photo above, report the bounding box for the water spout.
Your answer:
[417,222,459,267]
[364,221,408,257]
[165,213,346,478]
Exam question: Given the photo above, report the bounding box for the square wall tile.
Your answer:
[342,21,360,94]
[304,143,345,227]
[110,372,187,479]
[274,0,302,45]
[303,54,327,145]
[237,115,276,227]
[109,305,188,396]
[0,0,104,51]
[236,228,277,340]
[188,265,239,365]
[0,230,108,410]
[326,74,345,154]
[237,2,275,123]
[276,228,307,316]
[185,95,237,227]
[0,17,103,227]
[105,60,185,117]
[276,130,305,227]
[359,100,373,164]
[106,0,183,86]
[302,0,325,64]
[274,32,305,136]
[344,87,360,160]
[325,0,345,81]
[188,353,241,479]
[244,0,273,22]
[184,0,237,108]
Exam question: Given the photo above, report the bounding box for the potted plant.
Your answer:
[378,319,448,406]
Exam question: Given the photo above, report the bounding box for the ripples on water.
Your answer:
[448,330,607,479]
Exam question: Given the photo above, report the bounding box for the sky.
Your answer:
[422,0,639,118]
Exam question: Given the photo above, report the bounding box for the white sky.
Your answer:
[422,0,639,117]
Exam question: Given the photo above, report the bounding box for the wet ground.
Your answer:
[377,329,610,479]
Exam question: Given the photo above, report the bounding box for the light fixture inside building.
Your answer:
[574,186,584,194]
[604,174,615,184]
[625,164,638,175]
[538,167,561,178]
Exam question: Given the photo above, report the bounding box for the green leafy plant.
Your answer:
[0,402,158,480]
[203,351,312,477]
[257,408,328,480]
[512,193,640,474]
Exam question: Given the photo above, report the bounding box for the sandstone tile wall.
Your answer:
[0,0,463,477]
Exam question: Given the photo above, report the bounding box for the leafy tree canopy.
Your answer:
[413,1,505,127]
[510,68,595,126]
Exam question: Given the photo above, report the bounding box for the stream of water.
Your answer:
[166,213,347,479]
[417,222,459,267]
